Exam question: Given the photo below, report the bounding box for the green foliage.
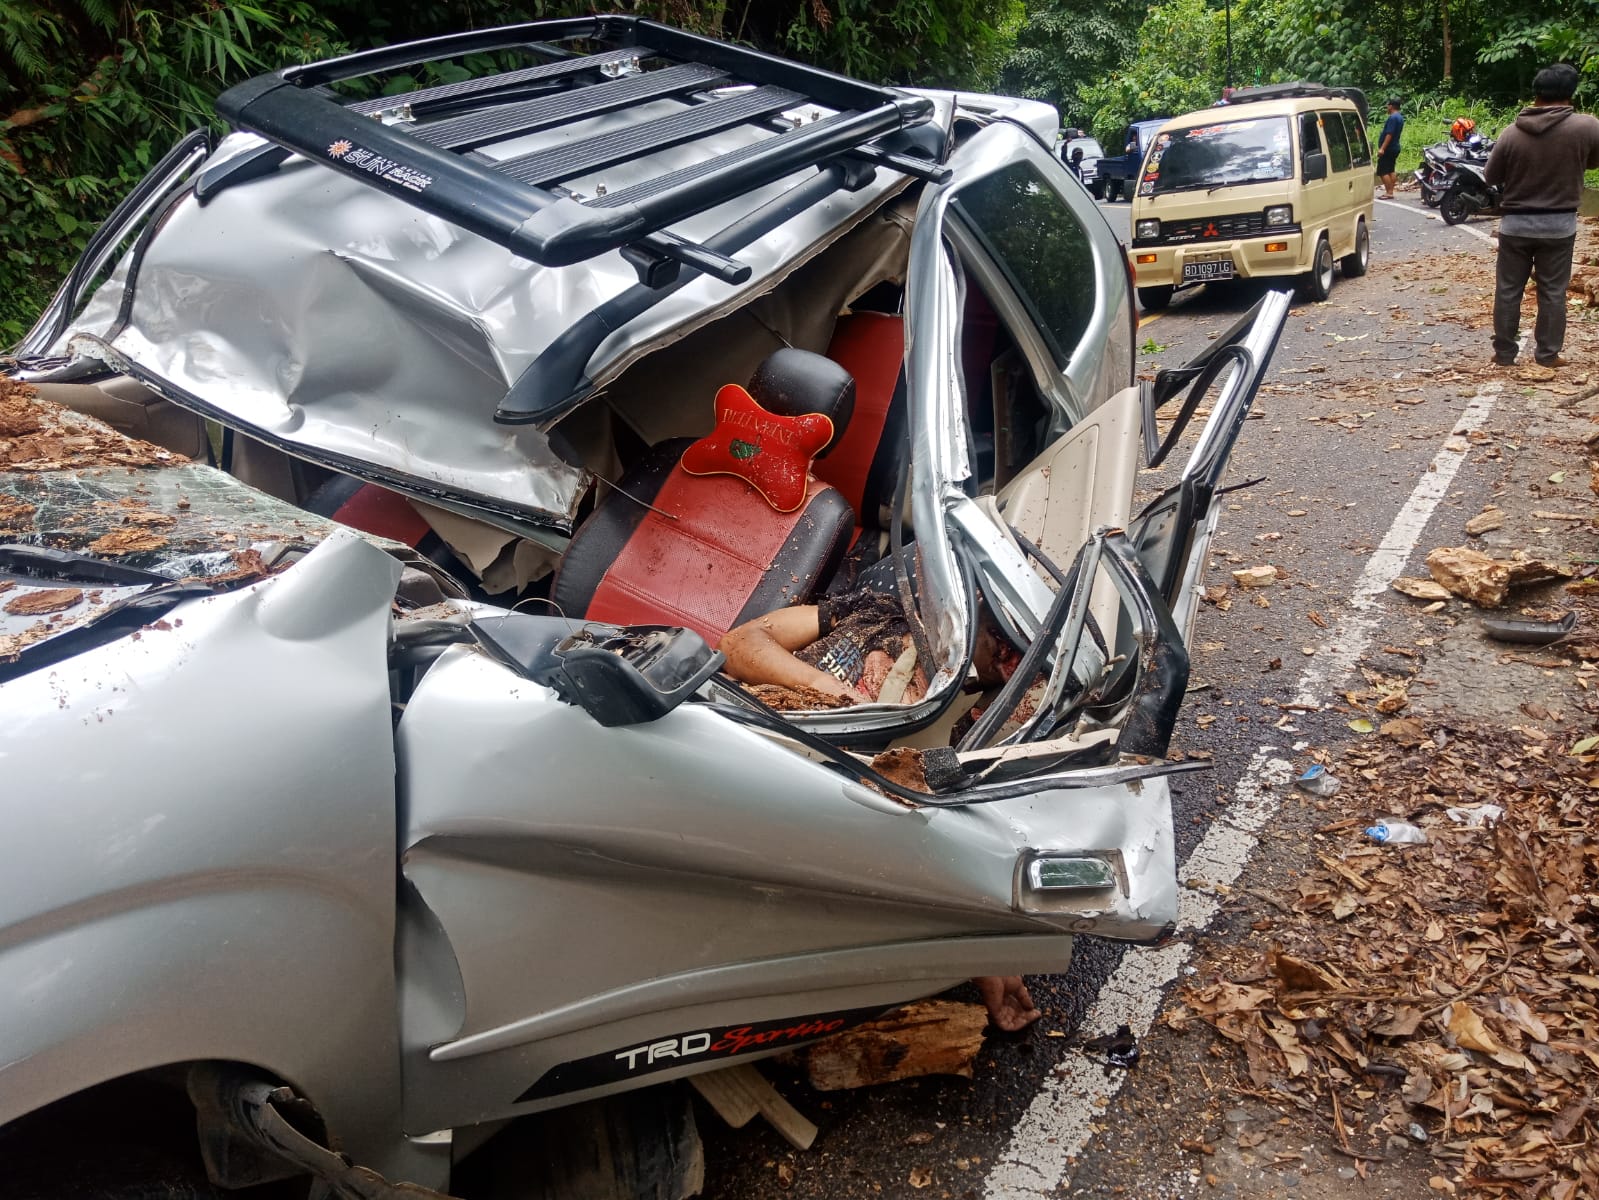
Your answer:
[1250,0,1384,89]
[779,0,1020,88]
[1478,0,1599,86]
[1065,0,1599,158]
[999,0,1145,120]
[1242,0,1595,102]
[0,0,344,342]
[1392,97,1520,173]
[1077,0,1247,143]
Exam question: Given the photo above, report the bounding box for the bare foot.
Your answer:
[976,975,1041,1032]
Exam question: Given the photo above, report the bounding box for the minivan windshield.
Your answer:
[1140,117,1294,196]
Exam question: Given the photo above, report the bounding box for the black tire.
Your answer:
[1137,285,1173,312]
[1089,181,1104,200]
[1299,235,1335,302]
[1340,218,1370,277]
[1440,190,1471,225]
[0,1079,268,1200]
[1421,186,1441,208]
[1106,178,1122,202]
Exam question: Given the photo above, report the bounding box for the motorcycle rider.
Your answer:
[1486,63,1599,369]
[1376,97,1404,198]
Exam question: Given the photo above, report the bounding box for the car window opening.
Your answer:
[401,161,1109,741]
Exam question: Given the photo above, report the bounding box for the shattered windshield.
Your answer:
[1140,117,1294,196]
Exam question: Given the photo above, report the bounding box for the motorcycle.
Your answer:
[1438,156,1500,225]
[1415,130,1492,209]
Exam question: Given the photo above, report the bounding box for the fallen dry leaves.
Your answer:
[1167,722,1599,1198]
[0,377,184,471]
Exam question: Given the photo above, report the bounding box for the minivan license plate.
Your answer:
[1183,259,1234,282]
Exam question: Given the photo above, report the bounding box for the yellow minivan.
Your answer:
[1128,84,1372,310]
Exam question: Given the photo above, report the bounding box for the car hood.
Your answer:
[48,91,975,535]
[1134,176,1295,210]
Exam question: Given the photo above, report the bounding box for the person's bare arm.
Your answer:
[719,606,857,700]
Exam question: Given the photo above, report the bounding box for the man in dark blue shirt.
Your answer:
[1376,97,1404,198]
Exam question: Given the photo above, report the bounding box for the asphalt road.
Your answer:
[702,191,1517,1199]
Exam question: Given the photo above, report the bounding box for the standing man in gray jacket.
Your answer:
[1486,64,1599,369]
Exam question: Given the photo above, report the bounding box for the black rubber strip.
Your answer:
[417,62,726,150]
[494,84,801,186]
[348,46,654,115]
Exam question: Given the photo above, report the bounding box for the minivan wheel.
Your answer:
[1340,218,1370,277]
[1300,236,1335,302]
[1137,285,1173,312]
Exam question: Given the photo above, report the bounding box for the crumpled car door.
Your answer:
[902,126,1288,756]
[1125,291,1292,643]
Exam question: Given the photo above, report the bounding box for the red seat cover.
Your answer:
[584,471,835,645]
[332,483,431,547]
[814,313,904,518]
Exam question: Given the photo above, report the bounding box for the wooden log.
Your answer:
[690,1065,817,1151]
[802,1000,988,1092]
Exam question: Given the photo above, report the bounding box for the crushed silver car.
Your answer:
[1,16,1288,1197]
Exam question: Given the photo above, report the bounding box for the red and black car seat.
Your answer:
[812,312,907,534]
[552,349,858,645]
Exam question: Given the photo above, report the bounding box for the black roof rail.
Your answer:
[208,16,945,288]
[1225,82,1368,121]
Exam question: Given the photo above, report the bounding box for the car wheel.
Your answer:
[1299,236,1335,302]
[1089,181,1104,200]
[1440,191,1470,226]
[1106,179,1121,203]
[1137,285,1173,312]
[1340,218,1369,277]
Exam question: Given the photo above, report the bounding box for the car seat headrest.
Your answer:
[748,348,856,458]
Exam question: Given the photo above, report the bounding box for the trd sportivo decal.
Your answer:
[515,1006,885,1102]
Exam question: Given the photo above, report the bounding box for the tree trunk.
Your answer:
[1441,0,1452,84]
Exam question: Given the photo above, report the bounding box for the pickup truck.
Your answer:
[0,18,1289,1198]
[1095,117,1171,201]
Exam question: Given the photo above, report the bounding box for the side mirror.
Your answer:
[539,624,724,726]
[1303,152,1328,181]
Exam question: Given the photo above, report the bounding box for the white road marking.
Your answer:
[1291,381,1501,705]
[1376,197,1497,246]
[983,374,1508,1199]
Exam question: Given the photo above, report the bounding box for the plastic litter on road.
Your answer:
[1364,820,1428,845]
[1293,764,1342,796]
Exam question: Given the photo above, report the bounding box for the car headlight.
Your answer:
[1265,205,1293,226]
[1135,218,1160,239]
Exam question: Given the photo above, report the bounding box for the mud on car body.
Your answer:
[0,17,1289,1197]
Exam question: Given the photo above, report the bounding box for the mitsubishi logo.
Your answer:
[1203,222,1219,237]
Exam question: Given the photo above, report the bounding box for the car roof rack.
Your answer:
[1225,82,1368,120]
[205,16,948,290]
